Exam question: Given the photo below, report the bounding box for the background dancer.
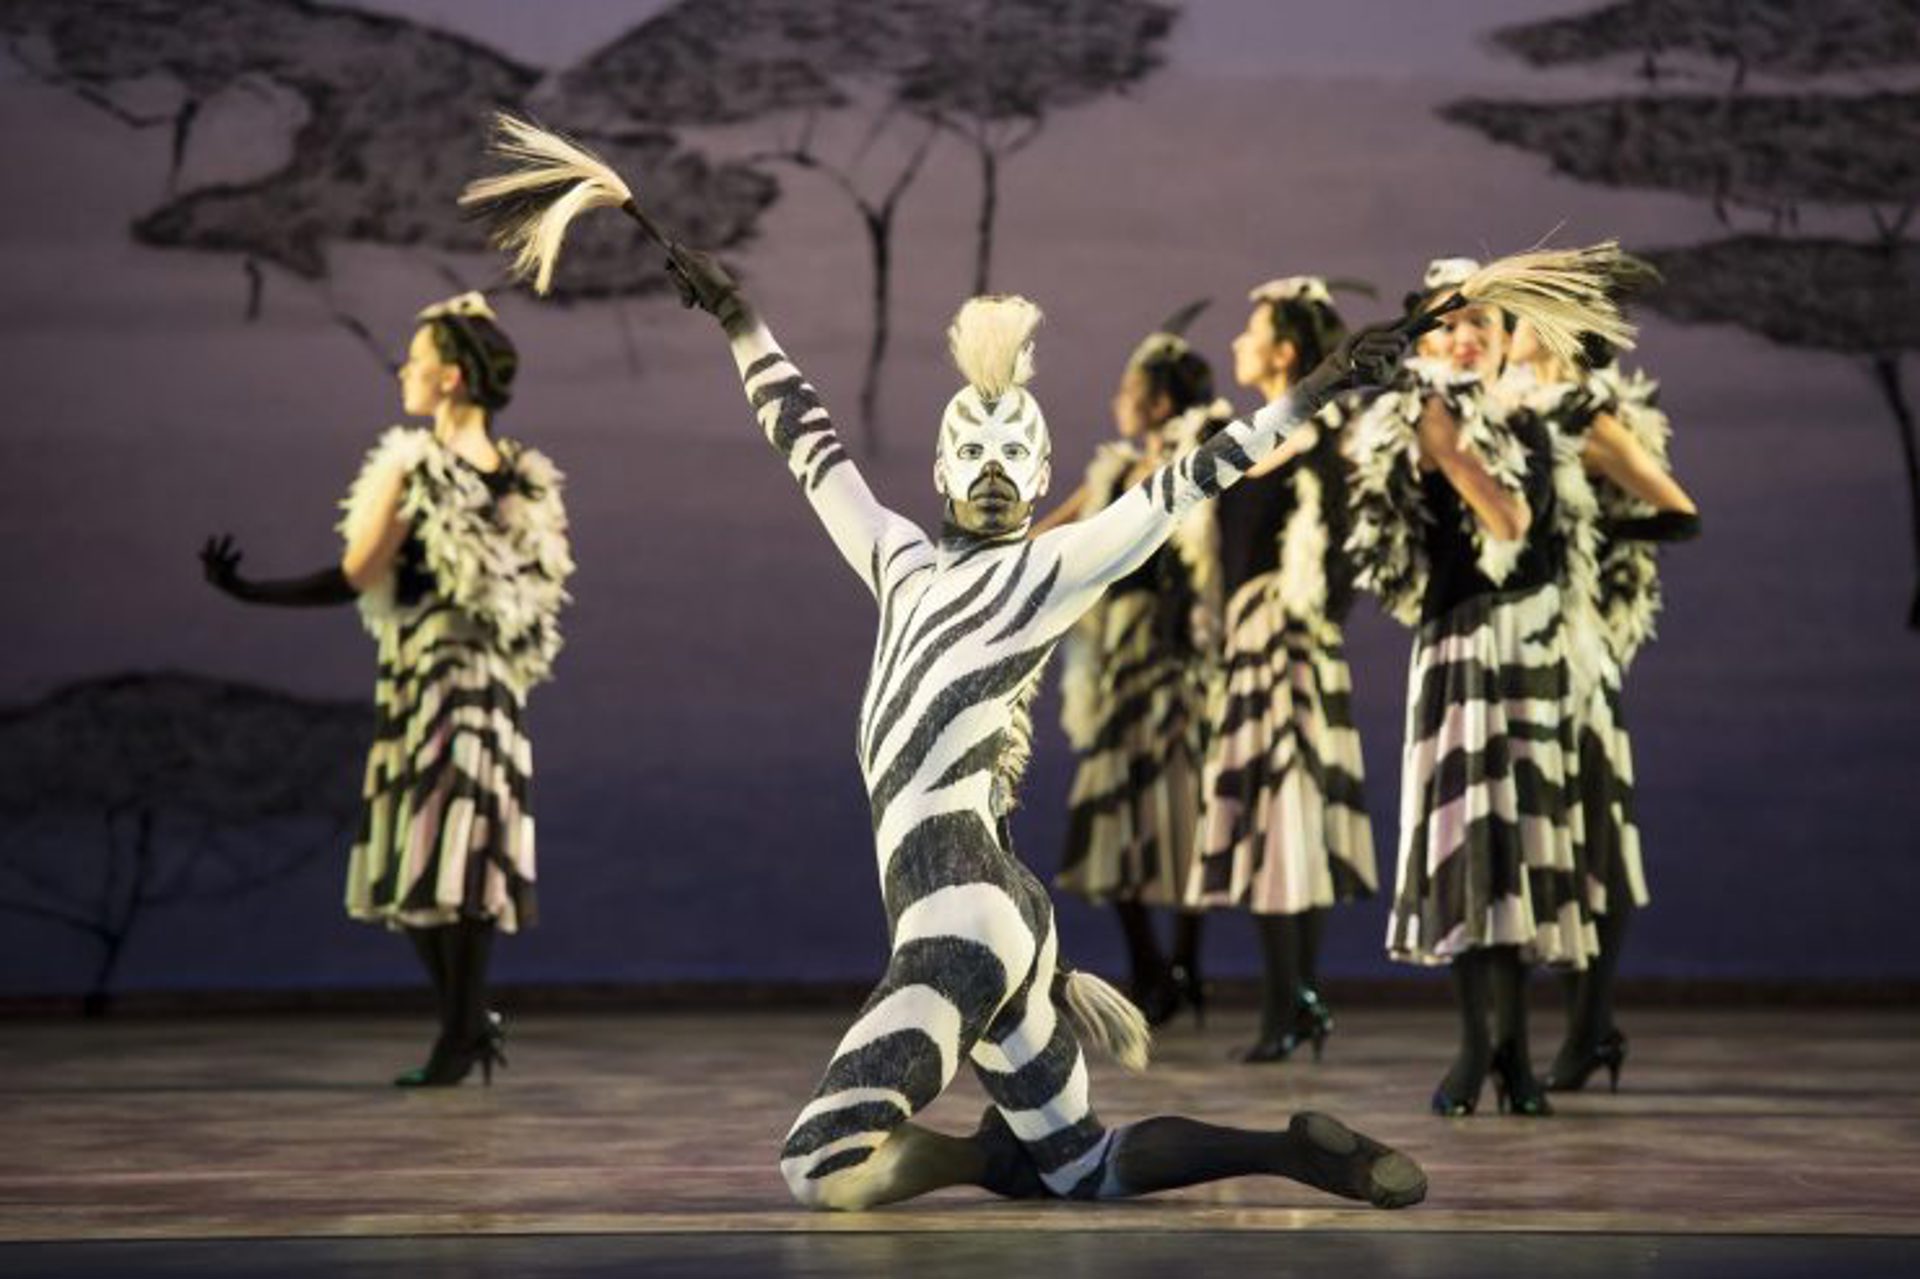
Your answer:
[1502,322,1701,1093]
[1044,307,1225,1027]
[200,293,572,1086]
[1187,276,1377,1064]
[1349,257,1613,1117]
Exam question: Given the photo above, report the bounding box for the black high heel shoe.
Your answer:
[1489,1042,1553,1117]
[1544,1028,1628,1094]
[394,1011,508,1088]
[1295,989,1333,1062]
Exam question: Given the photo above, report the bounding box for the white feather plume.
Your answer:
[460,113,637,296]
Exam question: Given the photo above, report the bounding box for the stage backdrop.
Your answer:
[3,0,1917,1001]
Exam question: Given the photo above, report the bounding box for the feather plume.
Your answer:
[948,295,1044,399]
[1440,241,1648,368]
[460,114,637,296]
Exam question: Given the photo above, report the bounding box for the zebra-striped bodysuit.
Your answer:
[729,322,1308,1208]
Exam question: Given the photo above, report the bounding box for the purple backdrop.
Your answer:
[2,0,1916,996]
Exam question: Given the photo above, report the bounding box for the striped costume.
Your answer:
[339,427,571,934]
[1517,368,1650,919]
[726,321,1327,1208]
[1347,364,1593,968]
[1188,401,1376,916]
[1055,429,1217,908]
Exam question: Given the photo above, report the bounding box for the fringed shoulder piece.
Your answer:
[1166,401,1231,634]
[1273,397,1352,622]
[1448,372,1533,586]
[1589,364,1673,667]
[1346,372,1431,625]
[1346,363,1528,623]
[1538,395,1616,704]
[340,427,575,691]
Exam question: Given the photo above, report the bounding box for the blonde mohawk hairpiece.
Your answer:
[948,295,1043,400]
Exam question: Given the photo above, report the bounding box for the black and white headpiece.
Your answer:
[938,296,1050,504]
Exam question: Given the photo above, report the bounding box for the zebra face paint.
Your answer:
[935,384,1051,534]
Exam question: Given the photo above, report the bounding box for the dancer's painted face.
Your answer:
[936,386,1051,535]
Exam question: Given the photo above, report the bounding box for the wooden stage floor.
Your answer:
[2,1006,1916,1276]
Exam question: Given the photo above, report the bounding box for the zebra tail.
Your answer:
[1059,968,1152,1072]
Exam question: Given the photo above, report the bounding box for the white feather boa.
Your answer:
[339,427,574,692]
[1590,365,1673,668]
[1517,377,1617,705]
[1346,361,1530,625]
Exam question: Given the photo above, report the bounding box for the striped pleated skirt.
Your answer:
[1573,675,1649,916]
[1056,591,1207,907]
[1385,583,1593,967]
[346,602,538,933]
[1186,575,1376,916]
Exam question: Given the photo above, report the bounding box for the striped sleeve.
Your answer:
[729,322,928,595]
[1043,392,1312,601]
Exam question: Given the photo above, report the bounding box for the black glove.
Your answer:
[199,534,356,607]
[664,244,753,336]
[1293,320,1412,413]
[1600,510,1701,544]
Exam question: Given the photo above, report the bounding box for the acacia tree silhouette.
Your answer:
[1443,0,1920,627]
[0,673,370,1014]
[0,0,777,371]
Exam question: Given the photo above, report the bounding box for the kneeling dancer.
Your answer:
[462,117,1429,1212]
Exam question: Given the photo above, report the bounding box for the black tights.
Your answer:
[1114,900,1203,996]
[405,918,496,1056]
[1440,945,1537,1098]
[1106,1112,1424,1207]
[1253,908,1325,1039]
[1555,862,1634,1068]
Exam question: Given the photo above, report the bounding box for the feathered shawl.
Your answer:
[340,426,574,692]
[1345,360,1531,626]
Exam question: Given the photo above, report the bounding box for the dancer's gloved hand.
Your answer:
[664,244,754,336]
[199,534,356,607]
[1600,510,1702,544]
[1293,321,1413,414]
[200,533,246,597]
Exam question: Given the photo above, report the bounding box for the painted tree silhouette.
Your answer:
[1487,0,1920,86]
[1445,0,1920,627]
[550,0,948,453]
[0,0,777,366]
[551,0,1177,451]
[0,672,370,1013]
[896,0,1175,295]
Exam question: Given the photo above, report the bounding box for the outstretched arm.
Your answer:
[199,534,359,606]
[672,248,925,593]
[1584,412,1700,541]
[1043,325,1409,601]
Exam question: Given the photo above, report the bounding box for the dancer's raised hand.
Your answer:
[1294,320,1414,411]
[664,245,753,335]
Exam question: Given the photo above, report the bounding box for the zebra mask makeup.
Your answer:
[935,296,1051,534]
